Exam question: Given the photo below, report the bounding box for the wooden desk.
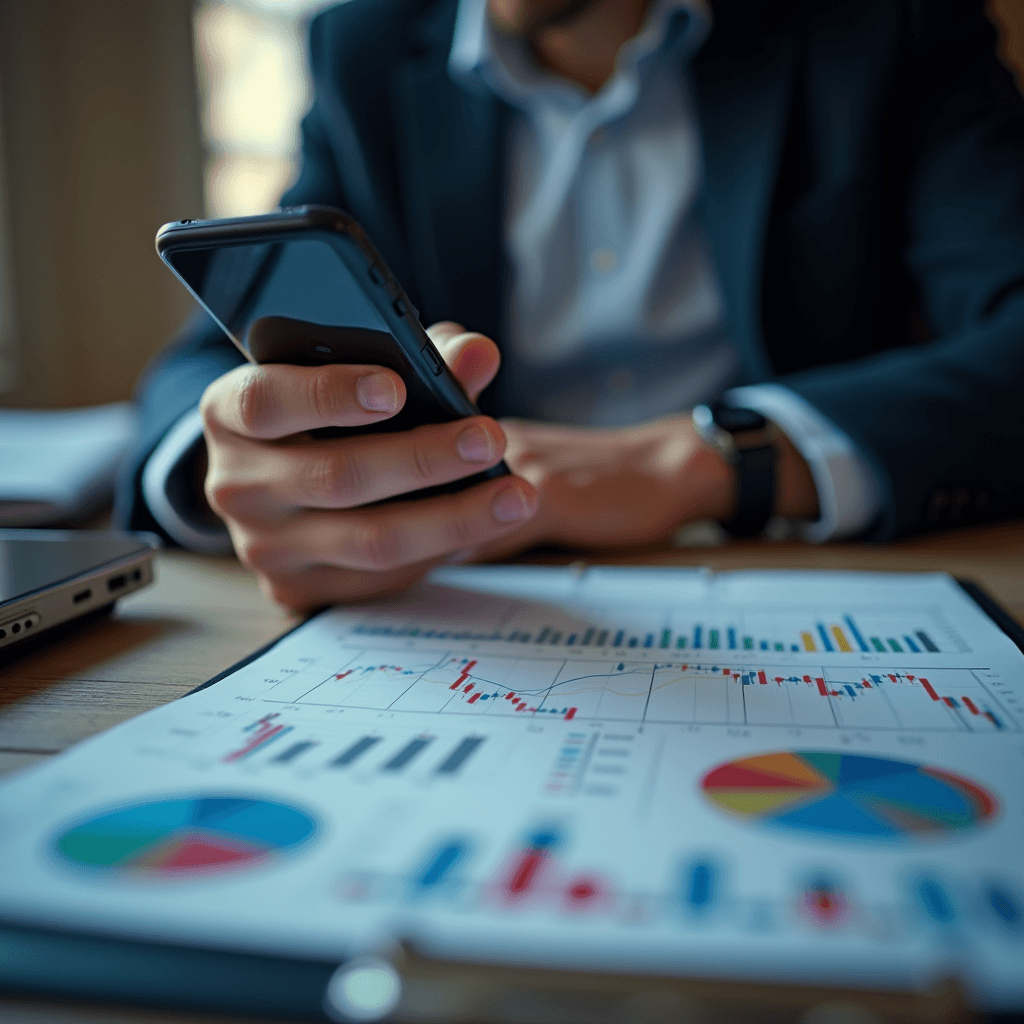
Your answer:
[1,521,1023,1022]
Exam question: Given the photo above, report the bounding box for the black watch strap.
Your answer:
[692,404,776,537]
[729,439,776,537]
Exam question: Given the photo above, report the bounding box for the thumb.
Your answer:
[426,321,501,403]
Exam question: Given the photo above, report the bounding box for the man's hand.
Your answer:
[471,415,820,557]
[199,323,538,609]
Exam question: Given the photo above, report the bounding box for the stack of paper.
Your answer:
[0,402,137,526]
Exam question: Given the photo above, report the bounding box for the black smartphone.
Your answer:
[155,205,507,494]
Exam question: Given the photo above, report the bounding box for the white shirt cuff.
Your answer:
[141,407,233,554]
[725,383,883,542]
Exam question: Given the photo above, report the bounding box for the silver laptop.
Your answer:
[0,529,157,651]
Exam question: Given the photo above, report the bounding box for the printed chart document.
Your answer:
[0,568,1022,1011]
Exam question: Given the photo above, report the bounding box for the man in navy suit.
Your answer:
[123,0,1024,608]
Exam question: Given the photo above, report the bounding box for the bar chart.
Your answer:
[219,714,490,777]
[347,606,967,657]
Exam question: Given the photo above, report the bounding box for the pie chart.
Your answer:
[54,795,318,876]
[700,751,997,840]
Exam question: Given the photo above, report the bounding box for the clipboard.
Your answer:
[0,577,1021,1024]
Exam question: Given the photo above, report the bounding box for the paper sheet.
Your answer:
[0,568,1021,1008]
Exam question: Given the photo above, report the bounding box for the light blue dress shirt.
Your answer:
[143,0,882,549]
[449,0,882,540]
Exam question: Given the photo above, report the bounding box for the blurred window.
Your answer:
[193,0,337,218]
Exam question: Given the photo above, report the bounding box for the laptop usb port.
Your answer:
[107,574,127,593]
[72,588,93,604]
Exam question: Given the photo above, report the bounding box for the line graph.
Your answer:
[260,650,1017,732]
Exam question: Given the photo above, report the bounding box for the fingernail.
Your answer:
[492,484,535,523]
[356,372,399,412]
[456,423,497,462]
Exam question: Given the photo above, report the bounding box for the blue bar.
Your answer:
[727,628,737,649]
[915,876,956,924]
[844,684,856,698]
[549,631,562,644]
[536,627,551,644]
[415,841,468,890]
[682,859,717,913]
[816,623,834,652]
[693,626,703,649]
[790,644,799,651]
[582,628,594,645]
[507,631,519,642]
[628,637,638,648]
[644,633,653,648]
[760,640,768,650]
[383,737,432,772]
[984,706,1004,729]
[566,633,577,645]
[436,737,484,774]
[903,634,920,652]
[985,883,1022,931]
[613,630,624,647]
[844,615,870,652]
[597,630,609,646]
[870,674,883,685]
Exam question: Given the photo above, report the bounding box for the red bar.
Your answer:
[758,671,768,685]
[508,852,544,896]
[816,678,828,697]
[723,669,731,676]
[335,670,352,680]
[223,724,285,763]
[943,697,956,708]
[861,679,872,688]
[962,696,980,715]
[468,692,480,704]
[803,675,812,683]
[506,692,516,701]
[775,676,784,683]
[888,674,898,683]
[515,703,526,712]
[920,678,940,701]
[565,707,577,721]
[453,659,478,689]
[463,683,474,692]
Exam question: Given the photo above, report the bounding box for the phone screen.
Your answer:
[164,239,392,361]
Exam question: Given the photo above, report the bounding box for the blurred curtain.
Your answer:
[0,0,204,408]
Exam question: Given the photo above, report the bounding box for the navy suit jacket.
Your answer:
[120,0,1024,541]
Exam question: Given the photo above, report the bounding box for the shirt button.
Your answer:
[590,248,618,273]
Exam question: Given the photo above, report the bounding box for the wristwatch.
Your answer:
[692,403,777,537]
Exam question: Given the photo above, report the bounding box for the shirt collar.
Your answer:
[449,0,711,105]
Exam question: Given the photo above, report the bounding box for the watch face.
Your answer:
[714,405,767,433]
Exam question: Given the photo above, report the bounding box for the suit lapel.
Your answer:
[391,3,507,341]
[691,2,797,381]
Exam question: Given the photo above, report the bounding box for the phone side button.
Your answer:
[421,342,445,376]
[368,265,385,286]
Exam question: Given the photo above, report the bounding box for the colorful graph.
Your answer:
[55,796,318,876]
[700,752,998,840]
[350,610,963,656]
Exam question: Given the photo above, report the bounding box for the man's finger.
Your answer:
[207,415,507,518]
[426,322,502,402]
[201,362,406,440]
[241,476,539,575]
